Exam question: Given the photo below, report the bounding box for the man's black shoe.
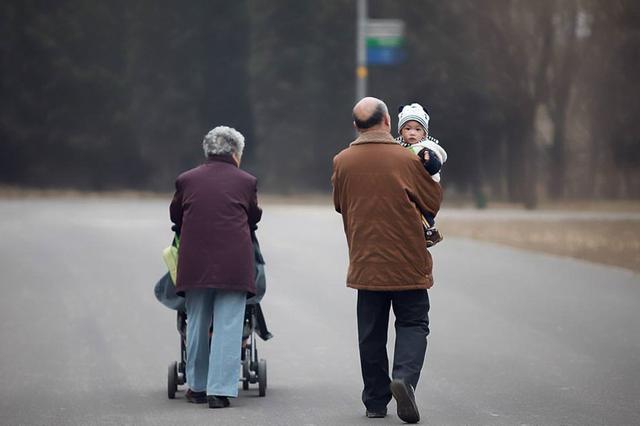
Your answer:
[208,395,230,409]
[390,379,420,424]
[365,408,387,418]
[185,389,207,404]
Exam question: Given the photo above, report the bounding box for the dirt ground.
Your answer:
[439,218,640,273]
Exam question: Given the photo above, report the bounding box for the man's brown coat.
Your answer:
[332,130,442,290]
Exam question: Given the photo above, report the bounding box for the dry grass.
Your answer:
[442,198,640,212]
[440,218,640,273]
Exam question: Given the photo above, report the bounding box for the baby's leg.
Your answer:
[422,213,435,228]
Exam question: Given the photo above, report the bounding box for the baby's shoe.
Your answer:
[424,227,443,247]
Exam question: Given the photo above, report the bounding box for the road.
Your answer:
[0,198,638,426]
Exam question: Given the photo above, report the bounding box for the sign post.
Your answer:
[355,2,405,103]
[356,0,368,103]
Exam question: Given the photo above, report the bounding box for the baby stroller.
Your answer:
[155,232,272,399]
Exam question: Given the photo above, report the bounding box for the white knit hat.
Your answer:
[397,103,430,133]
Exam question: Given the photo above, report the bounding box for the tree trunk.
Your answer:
[548,107,567,199]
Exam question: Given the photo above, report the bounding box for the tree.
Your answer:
[247,0,354,192]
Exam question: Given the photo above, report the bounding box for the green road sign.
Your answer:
[366,36,404,48]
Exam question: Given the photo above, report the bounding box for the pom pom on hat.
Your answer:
[398,103,430,133]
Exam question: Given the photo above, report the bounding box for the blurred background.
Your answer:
[1,0,639,206]
[1,5,639,424]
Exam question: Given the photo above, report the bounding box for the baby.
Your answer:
[397,103,448,247]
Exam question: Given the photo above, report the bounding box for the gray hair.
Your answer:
[202,126,245,158]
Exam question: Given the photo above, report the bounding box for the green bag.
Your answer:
[161,235,179,285]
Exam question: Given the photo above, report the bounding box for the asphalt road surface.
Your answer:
[1,198,638,426]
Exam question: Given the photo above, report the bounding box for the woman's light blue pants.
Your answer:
[184,288,246,397]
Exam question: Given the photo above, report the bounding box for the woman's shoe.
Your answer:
[208,395,230,409]
[185,389,207,404]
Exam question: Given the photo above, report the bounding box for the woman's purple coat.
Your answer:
[170,155,262,296]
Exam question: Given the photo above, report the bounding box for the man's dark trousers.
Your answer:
[357,289,430,411]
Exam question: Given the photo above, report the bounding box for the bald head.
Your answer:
[353,97,390,132]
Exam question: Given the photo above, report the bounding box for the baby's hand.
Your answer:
[418,148,430,162]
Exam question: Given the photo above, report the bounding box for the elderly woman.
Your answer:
[170,126,262,409]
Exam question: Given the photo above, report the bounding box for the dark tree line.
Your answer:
[1,0,639,202]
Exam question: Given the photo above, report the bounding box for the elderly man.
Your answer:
[170,126,261,409]
[331,97,442,423]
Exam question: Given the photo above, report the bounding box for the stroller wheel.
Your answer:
[168,362,178,399]
[242,358,250,390]
[178,362,186,385]
[258,359,267,397]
